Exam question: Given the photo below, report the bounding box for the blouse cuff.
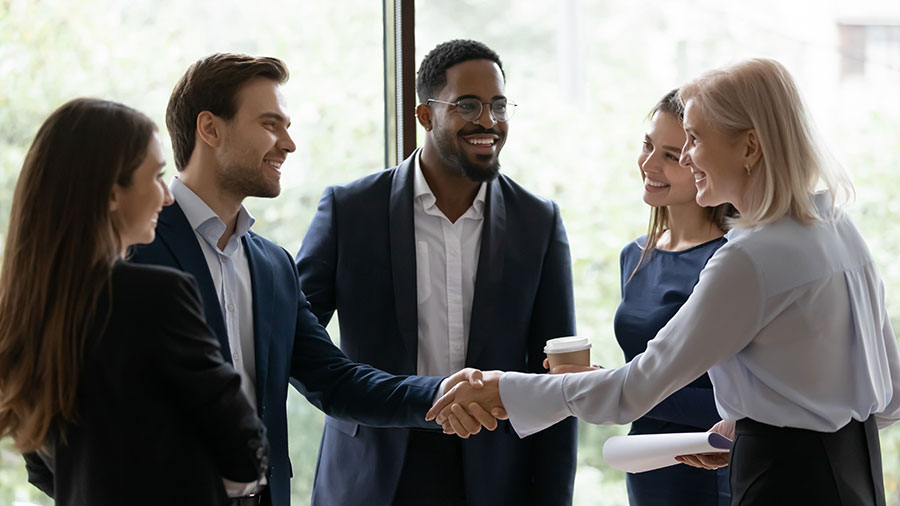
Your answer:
[500,372,573,438]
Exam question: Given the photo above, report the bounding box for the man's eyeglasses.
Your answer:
[425,97,517,123]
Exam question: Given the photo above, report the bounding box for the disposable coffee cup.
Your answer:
[544,336,592,369]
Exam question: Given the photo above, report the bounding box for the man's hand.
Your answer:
[542,358,600,374]
[675,419,735,470]
[426,370,507,438]
[443,367,487,391]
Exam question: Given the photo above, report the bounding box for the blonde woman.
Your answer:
[430,59,899,506]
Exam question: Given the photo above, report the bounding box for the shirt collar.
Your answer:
[413,151,486,219]
[169,177,255,254]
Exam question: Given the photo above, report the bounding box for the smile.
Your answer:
[461,133,499,156]
[265,159,283,171]
[644,177,669,188]
[464,136,496,146]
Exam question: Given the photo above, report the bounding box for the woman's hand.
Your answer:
[542,358,600,374]
[675,419,735,470]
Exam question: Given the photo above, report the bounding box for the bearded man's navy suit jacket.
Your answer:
[132,200,443,506]
[297,151,579,506]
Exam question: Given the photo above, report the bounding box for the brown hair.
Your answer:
[0,98,156,452]
[166,53,289,171]
[630,89,736,282]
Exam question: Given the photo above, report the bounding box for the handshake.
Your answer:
[427,356,599,438]
[426,369,507,438]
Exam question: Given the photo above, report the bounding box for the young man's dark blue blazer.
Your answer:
[132,198,443,506]
[296,151,579,506]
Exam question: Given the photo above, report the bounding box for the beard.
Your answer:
[433,124,502,183]
[216,151,281,199]
[458,154,501,183]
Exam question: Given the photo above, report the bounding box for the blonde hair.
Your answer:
[679,58,853,227]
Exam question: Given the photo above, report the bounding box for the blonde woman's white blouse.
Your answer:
[500,193,900,436]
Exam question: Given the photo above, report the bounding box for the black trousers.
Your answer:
[392,430,467,506]
[730,417,885,506]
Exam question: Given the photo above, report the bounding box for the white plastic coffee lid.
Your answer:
[544,336,591,354]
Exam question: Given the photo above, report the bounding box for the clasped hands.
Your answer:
[426,368,507,438]
[427,360,599,438]
[435,365,733,472]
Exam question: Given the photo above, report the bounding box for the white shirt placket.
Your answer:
[443,221,467,372]
[220,254,241,366]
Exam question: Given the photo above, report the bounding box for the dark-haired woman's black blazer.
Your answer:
[24,261,267,506]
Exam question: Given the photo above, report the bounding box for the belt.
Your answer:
[226,493,262,506]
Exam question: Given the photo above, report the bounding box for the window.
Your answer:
[1,0,899,505]
[839,21,900,79]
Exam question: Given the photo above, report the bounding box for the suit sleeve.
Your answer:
[295,187,338,327]
[286,247,443,429]
[156,274,269,483]
[525,202,578,506]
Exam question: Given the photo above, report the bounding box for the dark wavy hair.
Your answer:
[0,98,156,452]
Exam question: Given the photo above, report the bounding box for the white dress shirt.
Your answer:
[413,153,486,376]
[170,178,264,496]
[500,192,900,437]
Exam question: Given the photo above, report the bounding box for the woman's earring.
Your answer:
[745,165,752,176]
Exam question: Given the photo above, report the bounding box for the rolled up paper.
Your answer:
[602,432,732,473]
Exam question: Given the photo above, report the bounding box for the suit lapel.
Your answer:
[156,203,232,358]
[244,234,274,411]
[466,178,506,366]
[389,153,420,372]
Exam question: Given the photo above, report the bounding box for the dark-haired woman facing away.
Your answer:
[613,90,732,505]
[0,98,267,506]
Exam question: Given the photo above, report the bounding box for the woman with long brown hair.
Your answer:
[613,89,733,505]
[0,98,267,505]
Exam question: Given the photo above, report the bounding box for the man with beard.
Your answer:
[297,39,578,506]
[129,53,491,506]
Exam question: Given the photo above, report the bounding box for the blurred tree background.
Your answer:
[1,0,898,505]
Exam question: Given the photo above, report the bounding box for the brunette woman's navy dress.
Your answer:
[613,236,731,506]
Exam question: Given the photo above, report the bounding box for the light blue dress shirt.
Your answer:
[169,178,262,496]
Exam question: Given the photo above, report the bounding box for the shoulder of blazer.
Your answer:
[327,167,397,204]
[131,202,192,261]
[113,261,196,290]
[244,230,299,277]
[110,262,202,310]
[494,172,558,217]
[102,263,200,337]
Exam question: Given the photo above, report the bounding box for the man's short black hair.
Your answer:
[416,39,504,103]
